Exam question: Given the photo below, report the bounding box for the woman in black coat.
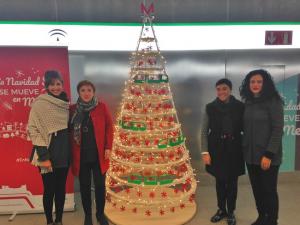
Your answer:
[240,69,283,225]
[201,78,245,225]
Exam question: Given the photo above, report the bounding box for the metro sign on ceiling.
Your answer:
[265,30,293,45]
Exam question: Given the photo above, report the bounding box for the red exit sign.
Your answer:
[265,31,293,45]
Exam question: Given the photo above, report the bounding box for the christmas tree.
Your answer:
[105,4,197,225]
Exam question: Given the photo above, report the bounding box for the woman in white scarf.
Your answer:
[27,70,70,225]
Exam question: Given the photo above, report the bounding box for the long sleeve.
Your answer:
[104,103,113,150]
[35,146,50,161]
[27,108,50,162]
[27,108,48,147]
[200,110,209,153]
[265,98,284,158]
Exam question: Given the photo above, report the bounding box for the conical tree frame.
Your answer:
[105,15,197,225]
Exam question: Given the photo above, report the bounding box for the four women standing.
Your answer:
[28,69,283,225]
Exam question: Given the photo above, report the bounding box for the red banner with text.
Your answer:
[0,47,74,213]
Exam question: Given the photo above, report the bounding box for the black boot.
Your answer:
[265,222,278,225]
[251,214,268,225]
[97,215,109,225]
[211,209,228,223]
[84,216,93,225]
[265,217,278,225]
[227,213,236,225]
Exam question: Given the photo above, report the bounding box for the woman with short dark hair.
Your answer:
[201,78,245,225]
[240,69,283,225]
[28,70,70,225]
[70,80,113,225]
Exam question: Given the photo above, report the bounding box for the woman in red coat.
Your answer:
[70,80,113,225]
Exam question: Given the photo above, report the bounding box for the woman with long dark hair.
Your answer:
[70,80,113,225]
[28,70,70,225]
[240,69,283,225]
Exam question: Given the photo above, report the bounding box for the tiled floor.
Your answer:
[1,168,299,225]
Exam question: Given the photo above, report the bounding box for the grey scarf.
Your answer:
[71,96,98,145]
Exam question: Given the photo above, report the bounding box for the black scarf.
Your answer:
[47,91,69,102]
[214,95,235,134]
[71,96,98,145]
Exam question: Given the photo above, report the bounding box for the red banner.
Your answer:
[0,47,74,213]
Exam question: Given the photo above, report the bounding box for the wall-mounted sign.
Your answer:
[265,31,293,45]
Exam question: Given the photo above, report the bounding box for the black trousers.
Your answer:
[215,177,238,214]
[41,167,69,224]
[247,164,279,224]
[79,160,106,220]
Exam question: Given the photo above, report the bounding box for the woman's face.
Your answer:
[47,79,63,96]
[216,84,231,102]
[79,85,95,103]
[250,74,263,95]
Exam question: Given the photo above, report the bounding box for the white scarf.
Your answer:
[27,94,69,147]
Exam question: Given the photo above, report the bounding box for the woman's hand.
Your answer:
[261,156,271,170]
[39,160,52,169]
[202,153,211,165]
[105,149,111,160]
